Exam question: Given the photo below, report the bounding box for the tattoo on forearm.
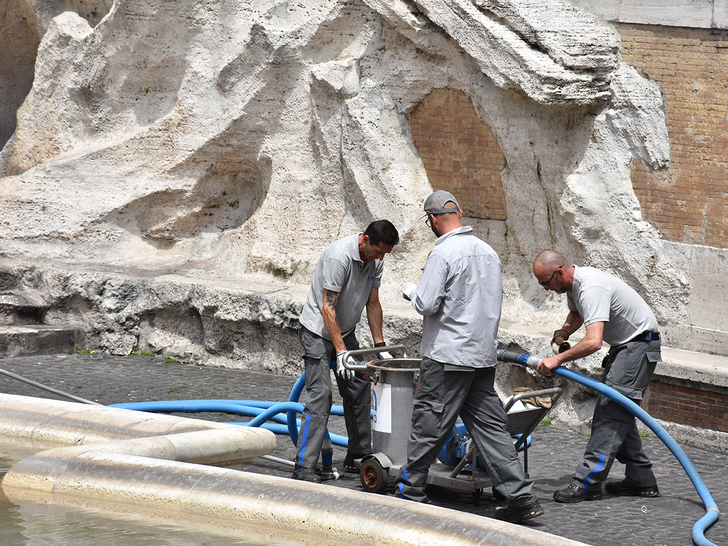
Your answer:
[325,290,339,309]
[324,290,341,328]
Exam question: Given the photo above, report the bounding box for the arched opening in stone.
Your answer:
[410,88,507,221]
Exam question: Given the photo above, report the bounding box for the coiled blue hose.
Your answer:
[111,373,349,448]
[497,349,720,546]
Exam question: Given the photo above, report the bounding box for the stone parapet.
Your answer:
[659,348,728,391]
[0,394,586,546]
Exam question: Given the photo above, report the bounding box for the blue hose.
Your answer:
[110,372,349,448]
[287,372,306,444]
[498,349,720,546]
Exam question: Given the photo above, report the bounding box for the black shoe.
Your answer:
[343,453,364,473]
[605,477,660,497]
[292,466,321,483]
[553,484,602,503]
[494,501,544,523]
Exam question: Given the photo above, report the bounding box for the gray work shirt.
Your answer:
[567,266,659,347]
[299,233,383,340]
[409,226,502,368]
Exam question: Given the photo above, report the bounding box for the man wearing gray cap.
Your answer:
[395,190,543,523]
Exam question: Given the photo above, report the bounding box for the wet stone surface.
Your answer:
[0,353,725,546]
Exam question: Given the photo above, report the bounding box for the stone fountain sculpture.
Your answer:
[1,0,696,376]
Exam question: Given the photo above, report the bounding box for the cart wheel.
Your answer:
[492,486,505,501]
[472,489,482,506]
[360,458,388,493]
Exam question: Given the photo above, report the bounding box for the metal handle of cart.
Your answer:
[342,345,408,371]
[503,386,563,473]
[502,387,563,413]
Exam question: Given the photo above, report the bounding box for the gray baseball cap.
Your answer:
[423,190,460,215]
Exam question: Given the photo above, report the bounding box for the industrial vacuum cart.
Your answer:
[343,346,562,504]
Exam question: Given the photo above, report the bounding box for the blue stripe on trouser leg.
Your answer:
[583,453,607,487]
[297,414,311,466]
[395,469,409,498]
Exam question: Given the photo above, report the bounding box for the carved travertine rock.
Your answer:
[1,0,721,365]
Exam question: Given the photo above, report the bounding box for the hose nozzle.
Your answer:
[497,349,542,370]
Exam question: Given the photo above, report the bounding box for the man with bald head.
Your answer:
[533,250,662,503]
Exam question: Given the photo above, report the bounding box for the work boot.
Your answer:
[494,500,544,523]
[343,453,364,473]
[292,465,321,483]
[605,477,660,497]
[553,483,602,503]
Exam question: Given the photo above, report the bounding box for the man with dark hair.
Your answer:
[293,220,400,483]
[362,220,400,247]
[533,249,661,503]
[395,191,543,524]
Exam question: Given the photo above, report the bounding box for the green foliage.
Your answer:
[540,418,552,426]
[75,345,94,354]
[130,346,155,357]
[165,356,180,363]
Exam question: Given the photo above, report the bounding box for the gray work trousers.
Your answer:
[573,338,661,490]
[395,357,537,506]
[295,326,372,470]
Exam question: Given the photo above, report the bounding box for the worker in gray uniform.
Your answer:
[293,220,400,483]
[533,249,662,502]
[395,190,543,524]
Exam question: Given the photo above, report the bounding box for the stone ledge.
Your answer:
[0,324,85,358]
[496,325,728,395]
[658,347,728,392]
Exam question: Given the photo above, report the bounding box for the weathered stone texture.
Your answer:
[410,88,508,221]
[2,0,724,360]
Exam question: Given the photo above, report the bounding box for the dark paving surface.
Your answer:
[0,353,725,546]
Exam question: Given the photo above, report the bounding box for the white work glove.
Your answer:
[402,282,417,301]
[374,342,392,360]
[335,350,355,381]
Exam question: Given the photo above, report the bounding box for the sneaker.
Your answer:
[494,501,544,523]
[605,477,659,497]
[553,484,602,503]
[343,453,364,473]
[292,466,322,483]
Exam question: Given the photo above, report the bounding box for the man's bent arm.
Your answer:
[561,311,584,336]
[538,321,604,375]
[366,287,385,345]
[321,289,346,353]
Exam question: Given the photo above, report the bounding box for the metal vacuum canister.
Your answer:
[368,358,421,466]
